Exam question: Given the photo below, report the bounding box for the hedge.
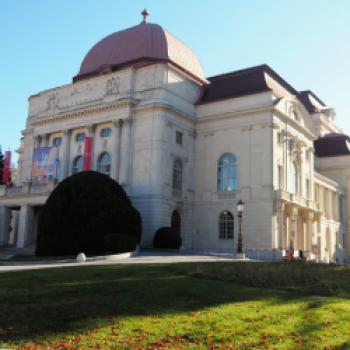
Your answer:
[104,233,137,254]
[153,227,182,250]
[36,171,142,256]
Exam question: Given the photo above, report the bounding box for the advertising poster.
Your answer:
[32,147,58,184]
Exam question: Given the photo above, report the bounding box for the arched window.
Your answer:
[217,153,237,192]
[75,133,85,143]
[97,152,111,176]
[291,111,298,121]
[73,155,83,174]
[172,159,182,191]
[53,137,62,148]
[219,211,234,239]
[100,128,112,138]
[290,161,297,194]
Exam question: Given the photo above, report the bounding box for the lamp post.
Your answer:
[236,199,245,258]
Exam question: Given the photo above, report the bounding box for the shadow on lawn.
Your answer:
[0,263,305,344]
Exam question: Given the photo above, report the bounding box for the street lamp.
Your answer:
[236,199,245,258]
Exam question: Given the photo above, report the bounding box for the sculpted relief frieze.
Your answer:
[30,73,129,117]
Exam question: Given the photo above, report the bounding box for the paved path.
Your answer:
[0,250,239,273]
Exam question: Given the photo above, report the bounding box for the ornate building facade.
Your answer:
[0,13,348,263]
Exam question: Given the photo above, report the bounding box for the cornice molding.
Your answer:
[29,98,135,127]
[196,105,272,123]
[134,101,195,122]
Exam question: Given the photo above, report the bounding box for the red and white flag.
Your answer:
[2,150,11,184]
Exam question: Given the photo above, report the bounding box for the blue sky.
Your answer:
[1,0,349,162]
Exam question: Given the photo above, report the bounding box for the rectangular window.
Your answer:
[278,165,284,190]
[176,131,183,145]
[306,178,310,199]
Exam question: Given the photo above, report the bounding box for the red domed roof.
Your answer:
[74,22,205,82]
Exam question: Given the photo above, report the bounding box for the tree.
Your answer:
[36,171,142,256]
[0,147,4,185]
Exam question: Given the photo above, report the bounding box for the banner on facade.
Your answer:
[2,150,11,185]
[83,137,93,171]
[32,147,58,184]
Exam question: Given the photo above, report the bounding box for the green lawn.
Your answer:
[1,262,350,349]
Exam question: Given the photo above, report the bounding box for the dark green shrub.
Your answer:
[104,233,137,254]
[153,227,182,250]
[36,171,142,256]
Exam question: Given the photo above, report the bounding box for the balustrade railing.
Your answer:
[30,184,50,194]
[274,189,319,211]
[6,186,23,196]
[0,183,54,197]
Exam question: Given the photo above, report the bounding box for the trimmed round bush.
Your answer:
[36,171,142,256]
[153,227,182,250]
[104,233,137,254]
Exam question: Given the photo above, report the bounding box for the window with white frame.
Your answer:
[306,178,310,199]
[172,159,183,191]
[97,152,111,176]
[76,133,85,143]
[53,137,62,148]
[100,128,112,138]
[278,165,284,190]
[219,211,234,239]
[176,131,183,145]
[73,155,83,174]
[217,153,237,192]
[290,161,297,194]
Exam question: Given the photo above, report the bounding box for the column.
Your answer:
[302,218,307,250]
[87,124,97,170]
[278,203,285,249]
[62,129,72,178]
[119,118,131,186]
[0,206,11,247]
[110,120,122,181]
[286,215,290,248]
[327,189,332,219]
[306,212,314,252]
[290,207,298,251]
[33,135,41,148]
[16,205,34,248]
[40,133,49,147]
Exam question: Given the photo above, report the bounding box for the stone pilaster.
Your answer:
[290,206,298,250]
[306,212,314,252]
[119,118,132,187]
[33,135,40,148]
[40,133,49,147]
[62,129,72,178]
[278,203,285,249]
[110,119,122,181]
[0,206,11,247]
[16,205,34,248]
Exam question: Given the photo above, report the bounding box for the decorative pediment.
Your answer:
[274,96,315,135]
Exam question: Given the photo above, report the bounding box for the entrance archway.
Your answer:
[171,210,181,237]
